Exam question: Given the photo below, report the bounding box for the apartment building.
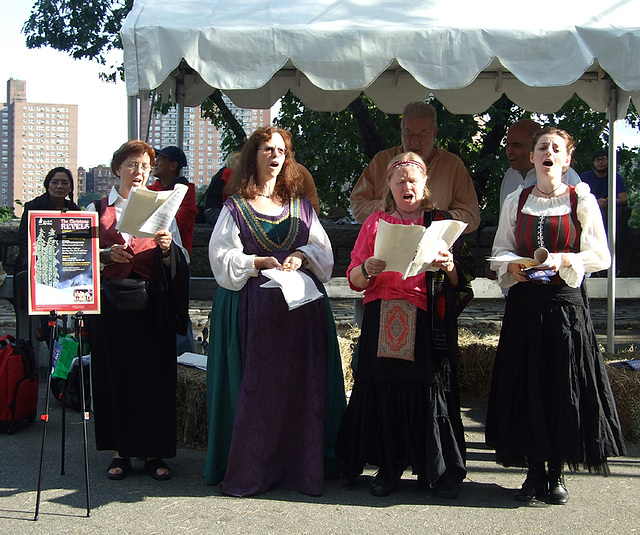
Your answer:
[141,96,271,191]
[1,78,78,213]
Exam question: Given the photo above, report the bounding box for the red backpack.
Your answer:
[0,334,38,433]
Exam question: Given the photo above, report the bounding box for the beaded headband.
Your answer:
[387,159,426,177]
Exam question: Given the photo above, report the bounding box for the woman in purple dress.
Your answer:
[204,126,346,496]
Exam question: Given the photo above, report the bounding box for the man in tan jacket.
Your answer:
[349,101,480,233]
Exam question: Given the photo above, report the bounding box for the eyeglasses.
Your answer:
[402,131,431,142]
[259,146,288,157]
[125,162,151,172]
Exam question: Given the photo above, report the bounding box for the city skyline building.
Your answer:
[141,95,271,190]
[1,78,78,213]
[1,78,272,213]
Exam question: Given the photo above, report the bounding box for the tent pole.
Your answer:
[176,78,185,149]
[606,86,618,354]
[127,95,139,140]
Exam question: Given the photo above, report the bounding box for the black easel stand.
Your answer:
[34,311,91,520]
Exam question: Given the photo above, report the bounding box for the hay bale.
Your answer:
[604,348,640,445]
[607,365,640,444]
[457,329,499,398]
[176,365,208,449]
[337,325,360,395]
[173,331,639,448]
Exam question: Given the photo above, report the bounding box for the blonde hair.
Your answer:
[383,152,434,213]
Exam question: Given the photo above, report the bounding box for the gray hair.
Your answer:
[401,101,438,128]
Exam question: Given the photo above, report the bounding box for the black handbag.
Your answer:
[102,279,150,311]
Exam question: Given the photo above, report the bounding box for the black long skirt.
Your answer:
[485,283,626,472]
[337,300,466,487]
[90,290,178,459]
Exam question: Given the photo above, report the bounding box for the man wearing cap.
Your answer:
[580,149,630,275]
[580,150,628,210]
[151,145,198,353]
[150,146,198,259]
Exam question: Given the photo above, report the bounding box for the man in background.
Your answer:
[580,150,628,210]
[581,149,631,275]
[150,146,197,260]
[150,145,197,352]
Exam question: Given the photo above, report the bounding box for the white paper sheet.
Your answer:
[373,219,467,279]
[487,248,551,268]
[116,184,188,238]
[177,351,207,370]
[260,268,323,310]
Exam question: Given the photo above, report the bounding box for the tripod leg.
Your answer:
[60,315,68,476]
[34,311,58,521]
[75,312,91,517]
[60,380,66,475]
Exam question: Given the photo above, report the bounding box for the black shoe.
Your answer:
[370,471,398,497]
[420,472,459,499]
[514,472,546,502]
[429,480,459,499]
[547,473,569,505]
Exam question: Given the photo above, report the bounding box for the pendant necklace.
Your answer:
[535,183,563,198]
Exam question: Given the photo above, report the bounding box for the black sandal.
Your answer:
[145,458,172,481]
[107,457,131,480]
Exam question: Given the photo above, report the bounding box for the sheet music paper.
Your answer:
[116,184,188,238]
[260,268,324,310]
[373,218,467,279]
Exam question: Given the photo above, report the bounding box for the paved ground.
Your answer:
[1,298,639,534]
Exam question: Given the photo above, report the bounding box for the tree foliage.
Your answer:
[23,0,133,82]
[275,94,640,224]
[0,206,16,223]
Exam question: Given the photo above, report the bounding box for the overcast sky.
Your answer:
[1,0,638,172]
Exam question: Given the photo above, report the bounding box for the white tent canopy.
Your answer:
[121,0,640,117]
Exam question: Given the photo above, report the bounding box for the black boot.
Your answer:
[547,461,569,505]
[514,462,547,502]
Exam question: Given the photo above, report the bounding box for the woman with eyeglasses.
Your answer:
[88,140,190,482]
[204,126,346,496]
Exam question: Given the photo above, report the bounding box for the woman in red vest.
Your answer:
[89,140,189,482]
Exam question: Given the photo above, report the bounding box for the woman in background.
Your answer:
[15,167,79,339]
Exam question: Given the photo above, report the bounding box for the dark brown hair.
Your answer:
[530,126,575,173]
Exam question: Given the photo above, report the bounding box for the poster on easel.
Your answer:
[27,210,101,315]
